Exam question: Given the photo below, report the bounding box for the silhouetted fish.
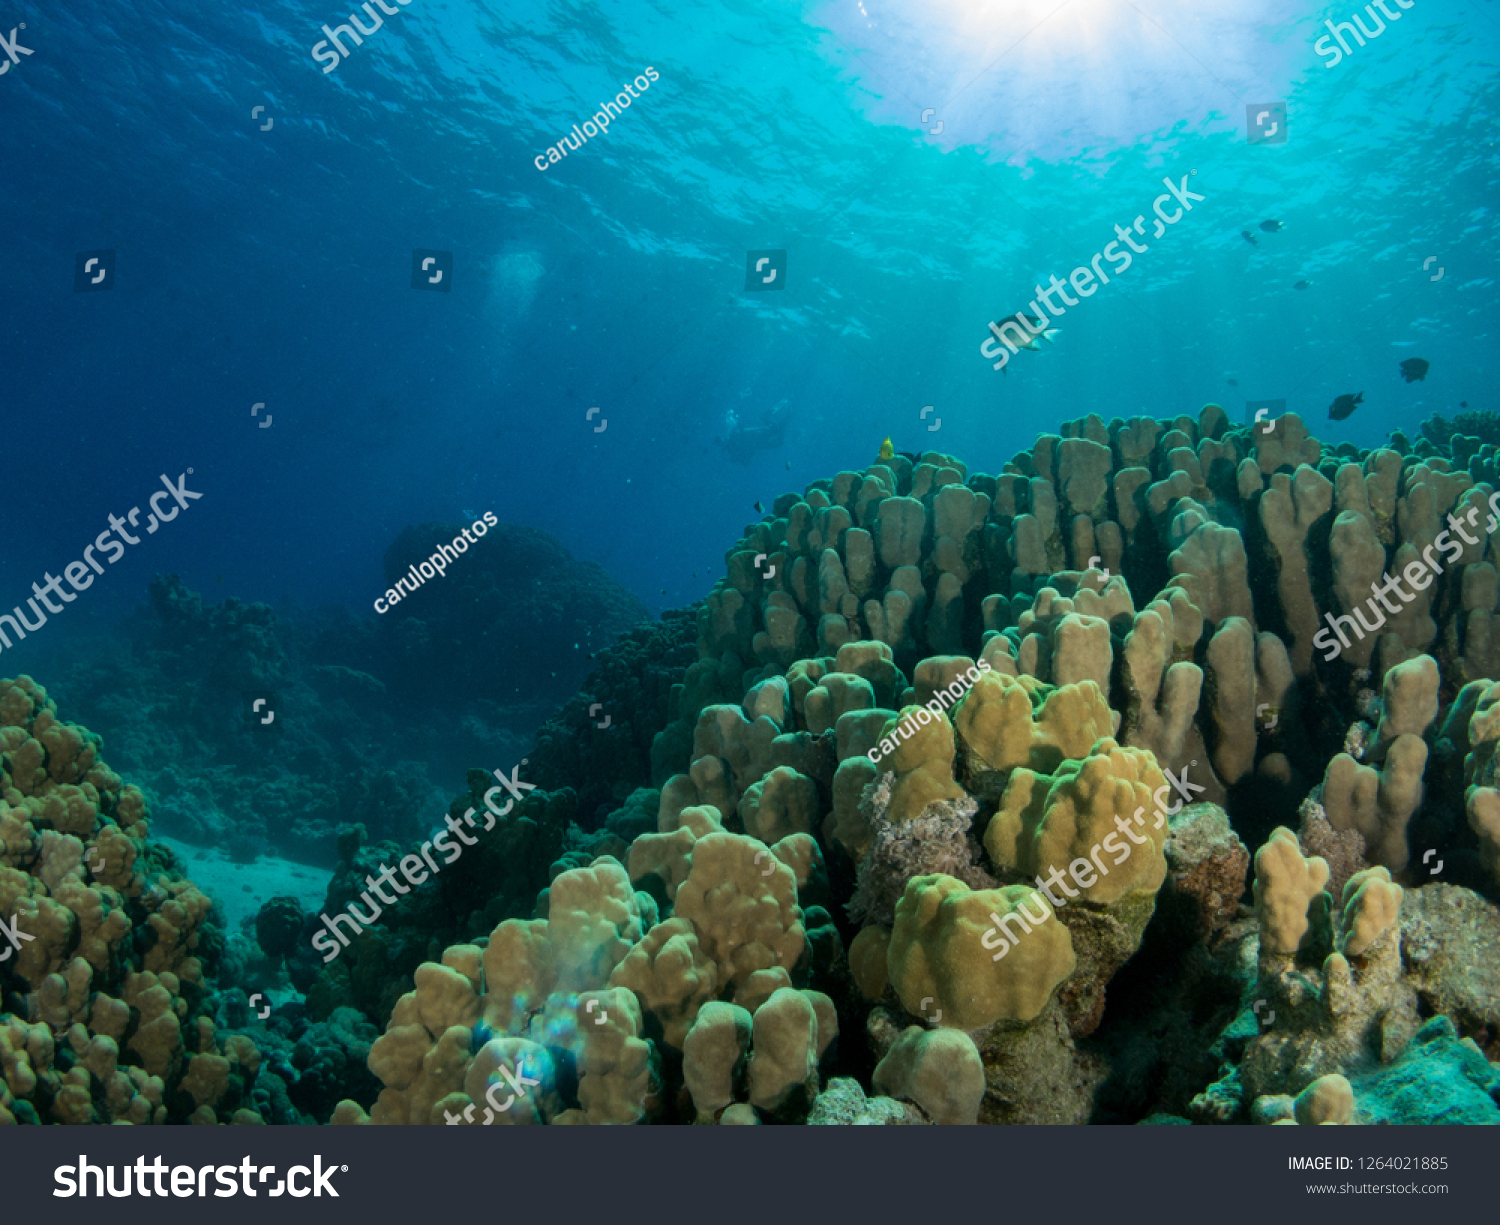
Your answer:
[985,312,1060,377]
[1241,230,1259,246]
[1260,219,1284,233]
[753,501,764,513]
[1399,358,1430,383]
[991,312,1059,352]
[1329,392,1364,421]
[1294,280,1312,290]
[1227,378,1239,387]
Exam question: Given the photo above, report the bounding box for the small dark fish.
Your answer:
[986,311,1059,377]
[1399,358,1430,383]
[990,313,1059,352]
[1260,219,1284,233]
[1241,230,1259,246]
[1329,392,1364,421]
[753,500,764,513]
[1294,280,1312,290]
[1461,402,1469,408]
[216,574,223,583]
[1227,378,1239,387]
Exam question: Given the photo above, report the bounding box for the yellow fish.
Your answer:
[878,436,894,461]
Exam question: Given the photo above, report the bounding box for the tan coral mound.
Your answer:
[346,834,811,1124]
[351,405,1500,1127]
[0,676,258,1125]
[886,875,1075,1028]
[986,736,1171,905]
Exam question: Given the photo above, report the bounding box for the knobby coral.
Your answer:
[325,407,1500,1126]
[0,676,260,1125]
[37,398,1500,1128]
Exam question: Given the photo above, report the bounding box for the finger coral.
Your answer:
[325,406,1500,1127]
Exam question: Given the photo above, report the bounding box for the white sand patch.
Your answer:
[157,836,332,932]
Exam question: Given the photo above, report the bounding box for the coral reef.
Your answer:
[0,676,261,1124]
[527,611,700,821]
[846,784,992,928]
[28,403,1500,1129]
[320,408,1500,1128]
[367,520,651,710]
[48,576,459,863]
[49,517,655,864]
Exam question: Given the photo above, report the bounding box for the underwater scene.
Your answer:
[2,0,1499,1142]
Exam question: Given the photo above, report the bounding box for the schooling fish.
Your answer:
[1260,219,1284,233]
[1241,230,1259,246]
[1329,392,1364,421]
[1399,358,1430,383]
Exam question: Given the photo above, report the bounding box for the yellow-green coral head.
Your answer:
[887,875,1075,1029]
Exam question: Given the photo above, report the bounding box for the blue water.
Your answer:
[2,0,1496,637]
